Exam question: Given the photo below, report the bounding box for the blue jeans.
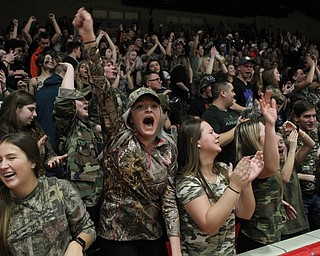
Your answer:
[302,193,320,230]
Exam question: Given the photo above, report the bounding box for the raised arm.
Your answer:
[22,16,36,45]
[166,32,174,57]
[205,46,217,75]
[295,129,315,164]
[146,35,166,57]
[258,90,279,178]
[61,62,75,89]
[293,56,315,93]
[48,13,62,45]
[73,8,123,142]
[11,19,19,39]
[281,130,298,183]
[190,30,202,56]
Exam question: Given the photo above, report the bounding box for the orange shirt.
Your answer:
[30,46,42,77]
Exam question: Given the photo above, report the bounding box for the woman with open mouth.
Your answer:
[73,8,181,256]
[0,133,96,255]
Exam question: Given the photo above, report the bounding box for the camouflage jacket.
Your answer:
[54,88,104,207]
[7,177,96,255]
[84,46,180,240]
[297,127,320,194]
[176,168,235,256]
[240,174,286,244]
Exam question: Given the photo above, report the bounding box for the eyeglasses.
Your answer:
[148,77,161,82]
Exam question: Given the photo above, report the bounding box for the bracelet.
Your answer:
[227,186,240,194]
[72,237,86,251]
[82,39,96,45]
[3,89,8,93]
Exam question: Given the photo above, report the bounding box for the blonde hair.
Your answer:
[235,120,263,163]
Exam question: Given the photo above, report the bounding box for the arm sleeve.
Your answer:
[84,46,124,144]
[161,144,180,237]
[60,179,97,240]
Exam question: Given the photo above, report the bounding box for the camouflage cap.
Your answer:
[200,75,215,89]
[62,89,92,101]
[127,87,160,108]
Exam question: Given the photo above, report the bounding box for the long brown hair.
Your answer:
[177,118,227,178]
[0,90,45,140]
[0,133,41,255]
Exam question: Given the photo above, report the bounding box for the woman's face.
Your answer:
[227,64,236,76]
[0,142,36,197]
[274,67,281,82]
[198,45,204,57]
[198,121,221,154]
[276,134,287,162]
[76,98,89,119]
[16,103,37,127]
[129,51,137,64]
[79,63,88,79]
[148,61,160,73]
[130,96,161,141]
[103,61,116,81]
[105,48,112,59]
[43,54,56,70]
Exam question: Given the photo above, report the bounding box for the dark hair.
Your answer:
[145,58,167,88]
[38,31,50,40]
[65,41,81,55]
[36,49,59,68]
[142,71,159,86]
[0,133,41,176]
[0,91,36,133]
[0,133,41,255]
[0,91,45,141]
[292,100,316,117]
[177,118,202,177]
[211,81,230,100]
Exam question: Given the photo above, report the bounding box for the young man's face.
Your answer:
[294,108,317,132]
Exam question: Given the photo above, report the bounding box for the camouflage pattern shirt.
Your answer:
[240,174,286,245]
[297,127,319,194]
[176,171,236,256]
[84,46,180,240]
[281,162,309,235]
[7,177,96,255]
[54,88,104,207]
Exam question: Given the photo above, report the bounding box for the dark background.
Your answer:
[122,0,320,21]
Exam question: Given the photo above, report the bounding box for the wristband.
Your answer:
[73,237,86,251]
[3,89,8,94]
[82,39,96,45]
[227,185,240,194]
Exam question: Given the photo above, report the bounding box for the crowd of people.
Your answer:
[0,6,320,256]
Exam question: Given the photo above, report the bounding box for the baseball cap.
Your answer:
[158,93,171,113]
[199,75,216,89]
[238,56,256,66]
[227,34,233,39]
[59,88,92,100]
[173,38,185,46]
[127,87,160,108]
